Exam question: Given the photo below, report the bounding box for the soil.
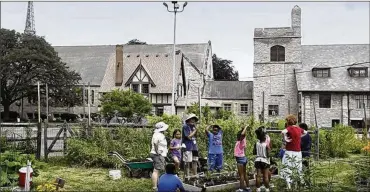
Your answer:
[184,175,240,188]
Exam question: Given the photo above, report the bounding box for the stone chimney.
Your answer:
[115,44,124,86]
[291,5,301,36]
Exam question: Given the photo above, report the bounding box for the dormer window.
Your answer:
[348,67,368,77]
[270,45,285,62]
[312,68,330,78]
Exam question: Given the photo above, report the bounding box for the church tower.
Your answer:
[253,5,302,123]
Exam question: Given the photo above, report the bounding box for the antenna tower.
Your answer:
[24,1,35,35]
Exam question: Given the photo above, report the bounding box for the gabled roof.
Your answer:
[122,53,183,93]
[124,59,156,87]
[203,81,253,100]
[296,44,370,92]
[53,45,115,85]
[53,43,210,88]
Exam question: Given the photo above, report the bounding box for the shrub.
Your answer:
[318,124,363,158]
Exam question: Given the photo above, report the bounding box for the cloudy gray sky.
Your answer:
[1,2,369,80]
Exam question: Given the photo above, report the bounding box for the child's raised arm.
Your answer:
[241,126,247,136]
[205,125,212,137]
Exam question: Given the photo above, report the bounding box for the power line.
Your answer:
[238,61,370,80]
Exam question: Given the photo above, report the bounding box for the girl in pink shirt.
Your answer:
[234,126,251,192]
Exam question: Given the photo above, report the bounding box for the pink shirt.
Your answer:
[234,138,246,157]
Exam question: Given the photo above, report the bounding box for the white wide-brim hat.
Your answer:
[185,113,198,122]
[154,122,169,133]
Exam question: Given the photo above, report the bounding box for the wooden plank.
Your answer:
[49,149,63,153]
[0,123,38,126]
[47,137,64,140]
[47,127,64,153]
[6,137,37,142]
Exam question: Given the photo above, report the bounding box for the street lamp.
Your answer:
[163,1,188,115]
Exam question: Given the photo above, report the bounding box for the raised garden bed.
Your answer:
[183,174,280,192]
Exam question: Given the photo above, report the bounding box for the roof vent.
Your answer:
[156,54,159,57]
[145,54,149,57]
[175,50,181,55]
[127,55,130,58]
[165,54,169,57]
[137,54,140,57]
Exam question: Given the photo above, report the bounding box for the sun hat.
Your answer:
[154,122,169,133]
[185,113,198,122]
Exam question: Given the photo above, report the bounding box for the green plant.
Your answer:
[0,151,45,187]
[318,124,363,158]
[99,89,153,118]
[36,182,57,192]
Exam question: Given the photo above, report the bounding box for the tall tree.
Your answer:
[212,54,239,81]
[0,29,81,120]
[99,89,152,118]
[126,39,147,45]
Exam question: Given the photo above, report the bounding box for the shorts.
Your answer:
[150,153,166,171]
[172,155,180,163]
[208,154,223,171]
[235,156,247,165]
[254,161,270,170]
[183,150,199,163]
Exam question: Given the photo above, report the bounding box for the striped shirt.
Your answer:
[254,142,270,164]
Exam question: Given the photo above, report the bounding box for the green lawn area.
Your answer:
[32,155,366,192]
[33,164,152,191]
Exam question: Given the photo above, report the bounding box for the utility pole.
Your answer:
[82,83,86,119]
[363,102,367,138]
[88,82,91,127]
[198,85,201,124]
[313,98,319,160]
[36,81,41,159]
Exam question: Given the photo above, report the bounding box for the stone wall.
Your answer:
[301,93,370,128]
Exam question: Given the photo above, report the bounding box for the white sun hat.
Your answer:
[154,122,169,133]
[185,113,198,122]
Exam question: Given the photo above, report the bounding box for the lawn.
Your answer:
[33,164,152,192]
[32,154,366,192]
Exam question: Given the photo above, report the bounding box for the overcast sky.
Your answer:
[1,2,369,80]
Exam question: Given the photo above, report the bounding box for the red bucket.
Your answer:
[19,167,33,187]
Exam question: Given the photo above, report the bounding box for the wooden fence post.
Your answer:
[44,121,48,161]
[63,122,67,155]
[36,122,42,160]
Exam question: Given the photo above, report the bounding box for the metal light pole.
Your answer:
[163,1,188,115]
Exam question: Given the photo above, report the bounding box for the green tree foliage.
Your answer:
[99,89,152,118]
[212,54,239,81]
[126,39,147,45]
[186,102,234,123]
[0,29,81,120]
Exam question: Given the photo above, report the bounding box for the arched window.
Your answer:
[270,45,285,62]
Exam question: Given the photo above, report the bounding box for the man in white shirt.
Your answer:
[150,122,169,191]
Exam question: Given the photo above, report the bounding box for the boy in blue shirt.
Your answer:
[157,164,186,192]
[205,125,223,172]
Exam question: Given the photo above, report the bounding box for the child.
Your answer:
[169,129,182,171]
[234,126,251,192]
[205,125,223,172]
[253,127,271,192]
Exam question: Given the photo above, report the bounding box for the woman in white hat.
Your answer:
[150,122,169,191]
[182,113,199,178]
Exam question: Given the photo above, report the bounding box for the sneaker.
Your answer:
[152,187,158,192]
[244,188,251,192]
[236,189,244,192]
[265,188,270,192]
[256,188,261,192]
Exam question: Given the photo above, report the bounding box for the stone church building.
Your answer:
[253,5,370,128]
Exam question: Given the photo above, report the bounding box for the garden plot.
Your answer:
[183,172,280,192]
